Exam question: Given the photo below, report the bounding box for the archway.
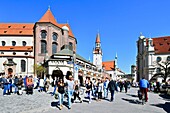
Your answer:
[8,68,13,75]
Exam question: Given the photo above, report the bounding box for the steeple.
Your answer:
[93,33,103,70]
[38,8,57,25]
[95,33,100,43]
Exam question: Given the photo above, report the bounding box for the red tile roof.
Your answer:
[153,36,170,54]
[0,46,33,52]
[0,23,34,35]
[39,9,58,25]
[38,9,75,38]
[146,36,170,54]
[102,61,115,71]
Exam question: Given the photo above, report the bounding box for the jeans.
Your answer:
[67,90,74,108]
[12,84,18,93]
[104,88,108,98]
[110,90,115,101]
[58,93,65,105]
[86,91,91,102]
[3,84,8,95]
[52,86,57,95]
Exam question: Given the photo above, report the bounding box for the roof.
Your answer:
[153,36,170,54]
[53,48,91,63]
[0,23,34,36]
[39,9,58,26]
[146,36,170,54]
[96,33,100,43]
[38,9,74,38]
[102,61,115,71]
[0,46,33,52]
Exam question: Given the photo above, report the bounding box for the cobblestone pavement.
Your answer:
[0,87,169,113]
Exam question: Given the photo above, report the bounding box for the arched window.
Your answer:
[1,41,6,46]
[41,30,47,39]
[52,42,57,54]
[41,40,47,54]
[53,32,58,41]
[12,41,16,46]
[22,41,27,46]
[69,42,73,50]
[21,60,26,72]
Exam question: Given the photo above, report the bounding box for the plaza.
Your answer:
[0,87,169,113]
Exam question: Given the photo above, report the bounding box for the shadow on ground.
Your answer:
[159,93,170,101]
[122,98,142,104]
[51,101,69,110]
[126,94,138,98]
[150,102,170,113]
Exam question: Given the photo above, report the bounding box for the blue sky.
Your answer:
[1,0,170,73]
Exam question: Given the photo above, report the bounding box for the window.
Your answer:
[156,68,161,73]
[2,41,6,46]
[69,42,73,50]
[53,32,58,41]
[21,60,26,72]
[52,42,57,54]
[156,57,162,62]
[41,30,47,39]
[22,41,27,46]
[12,41,16,46]
[41,40,47,54]
[8,58,13,64]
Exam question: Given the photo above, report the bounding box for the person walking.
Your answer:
[97,79,103,101]
[124,80,128,93]
[73,80,82,103]
[66,75,74,109]
[103,78,109,98]
[85,78,92,103]
[139,76,149,102]
[107,78,118,102]
[57,78,65,110]
[2,75,9,96]
[13,75,19,94]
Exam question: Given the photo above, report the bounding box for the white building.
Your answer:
[137,33,170,82]
[0,24,34,76]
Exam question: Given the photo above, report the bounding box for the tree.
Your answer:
[34,64,47,78]
[154,56,170,82]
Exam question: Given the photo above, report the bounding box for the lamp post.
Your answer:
[73,51,75,79]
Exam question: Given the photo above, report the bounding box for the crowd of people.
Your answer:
[0,73,152,110]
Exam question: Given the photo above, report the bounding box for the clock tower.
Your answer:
[93,33,103,70]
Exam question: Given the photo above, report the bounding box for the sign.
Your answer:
[74,64,79,80]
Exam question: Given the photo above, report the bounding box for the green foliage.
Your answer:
[34,64,47,77]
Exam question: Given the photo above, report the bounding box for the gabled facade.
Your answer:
[136,33,170,82]
[0,8,77,77]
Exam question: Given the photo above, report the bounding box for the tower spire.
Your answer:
[48,5,51,10]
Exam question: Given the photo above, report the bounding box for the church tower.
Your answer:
[93,33,103,70]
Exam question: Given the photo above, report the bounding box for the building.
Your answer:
[136,33,170,82]
[0,23,34,76]
[0,8,106,81]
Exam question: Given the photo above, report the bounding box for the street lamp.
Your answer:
[73,51,76,80]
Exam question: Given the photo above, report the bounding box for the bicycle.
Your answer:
[138,90,145,105]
